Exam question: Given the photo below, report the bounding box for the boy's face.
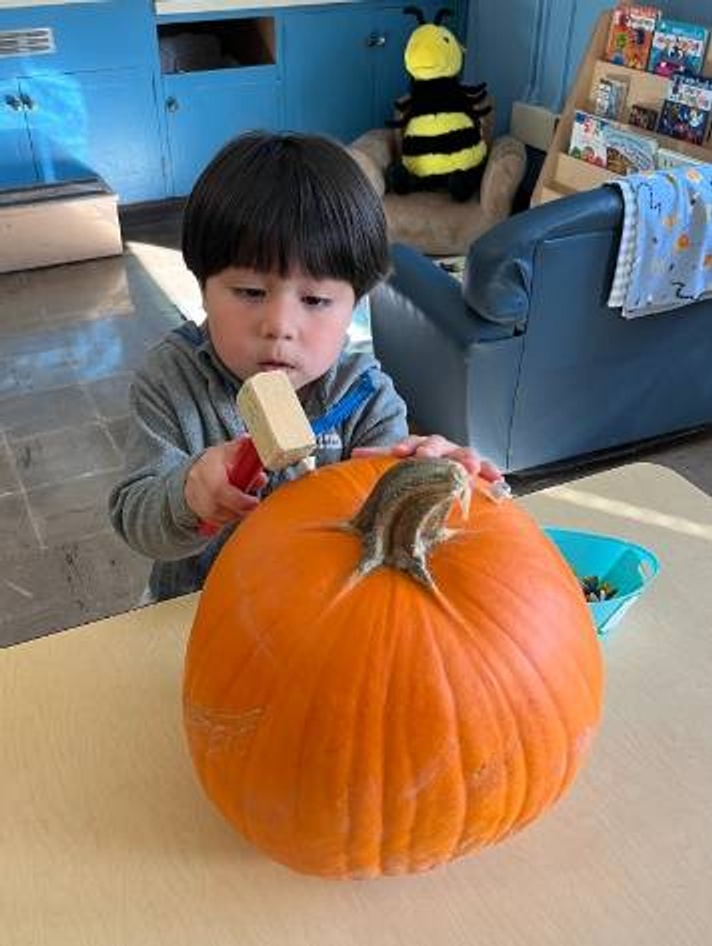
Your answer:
[203,266,356,390]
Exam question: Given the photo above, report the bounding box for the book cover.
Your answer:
[628,103,659,130]
[656,147,707,169]
[593,76,629,120]
[657,99,710,146]
[604,125,658,174]
[569,110,609,166]
[668,74,712,113]
[648,19,709,77]
[604,5,661,70]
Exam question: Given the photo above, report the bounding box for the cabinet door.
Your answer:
[163,72,281,197]
[0,79,36,188]
[370,7,421,126]
[282,7,374,142]
[20,69,166,203]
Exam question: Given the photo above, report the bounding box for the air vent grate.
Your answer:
[0,28,55,59]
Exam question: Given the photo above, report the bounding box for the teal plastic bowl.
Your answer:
[544,528,660,637]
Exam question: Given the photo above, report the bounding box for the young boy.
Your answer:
[109,131,498,602]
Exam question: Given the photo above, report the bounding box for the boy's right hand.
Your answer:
[185,439,268,530]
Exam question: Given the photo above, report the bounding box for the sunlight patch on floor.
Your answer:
[125,240,206,324]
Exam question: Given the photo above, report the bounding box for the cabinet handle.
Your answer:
[367,33,387,48]
[19,93,36,111]
[4,94,23,112]
[166,96,179,113]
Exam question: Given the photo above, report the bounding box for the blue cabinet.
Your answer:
[1,79,36,188]
[283,7,374,140]
[155,14,282,195]
[282,2,440,142]
[17,70,165,202]
[0,0,164,201]
[163,70,281,195]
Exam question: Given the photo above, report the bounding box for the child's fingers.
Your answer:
[350,445,390,458]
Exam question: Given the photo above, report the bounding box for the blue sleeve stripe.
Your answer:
[310,371,377,436]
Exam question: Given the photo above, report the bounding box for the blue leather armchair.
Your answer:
[369,185,712,472]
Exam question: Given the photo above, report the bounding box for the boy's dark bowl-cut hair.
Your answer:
[182,130,390,299]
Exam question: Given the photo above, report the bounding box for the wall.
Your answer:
[466,0,712,133]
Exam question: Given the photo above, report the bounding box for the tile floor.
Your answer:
[1,202,711,648]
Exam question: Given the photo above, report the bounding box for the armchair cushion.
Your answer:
[349,128,527,256]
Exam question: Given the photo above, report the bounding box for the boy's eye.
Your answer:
[302,295,332,309]
[232,286,265,300]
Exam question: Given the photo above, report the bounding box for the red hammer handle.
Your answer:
[197,437,264,537]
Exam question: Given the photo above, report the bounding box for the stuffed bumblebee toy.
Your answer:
[386,6,491,202]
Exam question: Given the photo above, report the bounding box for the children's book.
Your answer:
[569,110,609,166]
[604,125,659,174]
[604,5,660,70]
[668,74,712,113]
[628,103,659,130]
[656,147,708,169]
[657,99,710,146]
[648,19,709,77]
[592,75,629,120]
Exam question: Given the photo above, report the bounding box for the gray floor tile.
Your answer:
[0,346,79,398]
[83,373,132,420]
[106,416,130,452]
[0,436,21,496]
[0,385,97,437]
[9,421,122,490]
[27,469,119,547]
[0,531,151,647]
[0,492,42,553]
[0,255,133,332]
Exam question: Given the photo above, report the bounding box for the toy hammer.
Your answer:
[198,370,316,536]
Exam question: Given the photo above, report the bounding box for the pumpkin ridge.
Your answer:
[240,580,371,872]
[457,585,582,826]
[428,587,530,847]
[420,602,469,864]
[443,539,602,725]
[338,598,392,878]
[376,578,401,875]
[430,545,596,839]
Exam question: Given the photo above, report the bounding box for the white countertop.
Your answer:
[0,0,353,10]
[155,0,354,11]
[0,1,102,8]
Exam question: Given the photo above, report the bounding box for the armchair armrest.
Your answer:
[374,244,518,344]
[479,136,527,219]
[348,128,397,199]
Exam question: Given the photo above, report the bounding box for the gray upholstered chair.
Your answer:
[369,185,712,472]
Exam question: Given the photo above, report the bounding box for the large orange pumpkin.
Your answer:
[183,457,603,878]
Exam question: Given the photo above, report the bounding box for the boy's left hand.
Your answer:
[351,434,502,484]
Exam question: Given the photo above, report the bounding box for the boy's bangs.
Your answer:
[226,177,359,285]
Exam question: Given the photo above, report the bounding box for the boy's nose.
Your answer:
[261,298,296,339]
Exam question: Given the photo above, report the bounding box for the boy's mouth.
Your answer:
[258,360,294,371]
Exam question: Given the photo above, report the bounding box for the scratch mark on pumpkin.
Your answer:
[400,752,450,800]
[185,704,264,757]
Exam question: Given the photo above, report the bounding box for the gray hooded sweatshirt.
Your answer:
[109,322,408,601]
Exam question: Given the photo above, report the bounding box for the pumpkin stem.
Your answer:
[349,458,471,588]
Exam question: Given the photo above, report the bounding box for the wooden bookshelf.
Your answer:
[532,8,712,205]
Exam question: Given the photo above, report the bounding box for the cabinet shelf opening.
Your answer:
[158,17,276,75]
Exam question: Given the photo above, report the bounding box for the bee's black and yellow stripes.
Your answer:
[401,78,488,182]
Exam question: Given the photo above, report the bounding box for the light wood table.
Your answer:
[2,462,711,946]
